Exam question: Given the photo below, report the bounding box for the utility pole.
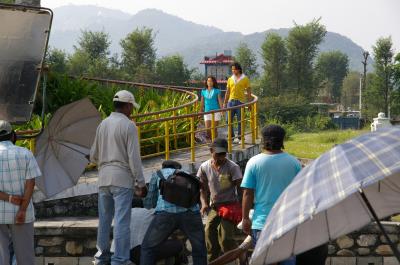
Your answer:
[359,75,362,117]
[15,0,40,6]
[361,51,369,119]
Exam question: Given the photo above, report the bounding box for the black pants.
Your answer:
[296,244,328,265]
[131,239,184,265]
[141,211,207,265]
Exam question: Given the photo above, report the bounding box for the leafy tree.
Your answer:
[75,30,111,61]
[363,72,384,120]
[394,53,400,89]
[286,19,326,99]
[341,71,361,110]
[87,57,116,79]
[315,51,349,102]
[260,33,287,96]
[0,0,15,3]
[234,42,258,79]
[190,68,205,84]
[67,30,114,77]
[389,53,400,117]
[67,50,91,76]
[46,48,68,73]
[120,27,156,77]
[155,55,191,85]
[372,37,394,116]
[132,65,156,83]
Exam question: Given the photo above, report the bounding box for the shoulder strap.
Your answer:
[156,170,166,180]
[157,169,179,180]
[175,170,201,185]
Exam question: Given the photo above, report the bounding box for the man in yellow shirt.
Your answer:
[223,63,252,144]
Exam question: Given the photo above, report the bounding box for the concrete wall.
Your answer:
[32,219,400,265]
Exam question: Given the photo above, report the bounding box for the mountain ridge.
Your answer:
[49,5,372,72]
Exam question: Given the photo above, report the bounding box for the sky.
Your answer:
[42,0,400,53]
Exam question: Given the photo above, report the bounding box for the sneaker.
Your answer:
[233,137,240,144]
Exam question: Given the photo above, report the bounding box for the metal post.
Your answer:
[251,105,256,145]
[359,76,362,118]
[211,113,216,141]
[186,106,190,144]
[359,189,400,262]
[227,110,232,153]
[241,107,245,149]
[29,138,36,154]
[361,51,369,117]
[388,91,391,119]
[194,98,198,111]
[156,114,161,153]
[164,121,170,160]
[190,117,195,162]
[173,110,177,150]
[253,102,258,139]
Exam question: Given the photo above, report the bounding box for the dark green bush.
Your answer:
[259,94,337,133]
[259,94,317,124]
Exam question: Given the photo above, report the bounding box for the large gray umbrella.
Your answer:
[35,98,101,198]
[251,126,400,264]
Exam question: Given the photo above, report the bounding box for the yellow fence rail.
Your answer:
[19,77,259,162]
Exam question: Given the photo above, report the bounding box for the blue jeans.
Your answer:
[95,186,133,265]
[141,211,207,265]
[252,229,296,265]
[227,100,244,139]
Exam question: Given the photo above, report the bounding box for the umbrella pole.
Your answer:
[359,190,400,262]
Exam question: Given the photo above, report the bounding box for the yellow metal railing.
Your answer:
[135,97,259,162]
[20,77,259,162]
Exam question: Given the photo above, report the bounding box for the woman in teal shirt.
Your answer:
[200,76,223,140]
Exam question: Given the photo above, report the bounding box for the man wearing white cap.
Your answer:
[90,90,147,265]
[0,120,41,265]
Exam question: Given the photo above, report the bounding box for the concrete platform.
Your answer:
[33,135,261,203]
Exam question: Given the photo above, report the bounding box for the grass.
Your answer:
[285,129,370,159]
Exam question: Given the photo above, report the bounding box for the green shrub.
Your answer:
[258,94,337,133]
[292,115,337,132]
[261,118,298,140]
[259,94,317,124]
[30,73,199,156]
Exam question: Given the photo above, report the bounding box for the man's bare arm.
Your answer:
[200,181,210,215]
[242,188,254,235]
[223,88,230,107]
[247,87,252,102]
[0,192,23,205]
[16,179,35,224]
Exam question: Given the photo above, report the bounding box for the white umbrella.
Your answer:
[35,98,101,197]
[251,127,400,264]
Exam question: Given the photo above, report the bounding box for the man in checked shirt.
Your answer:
[0,120,41,265]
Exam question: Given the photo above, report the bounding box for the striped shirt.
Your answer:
[0,141,41,224]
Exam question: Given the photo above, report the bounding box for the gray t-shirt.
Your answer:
[197,159,242,204]
[90,112,145,189]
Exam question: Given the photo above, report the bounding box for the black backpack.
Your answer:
[157,169,201,208]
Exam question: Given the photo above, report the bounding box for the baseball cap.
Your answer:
[0,120,12,137]
[210,138,228,154]
[113,90,140,109]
